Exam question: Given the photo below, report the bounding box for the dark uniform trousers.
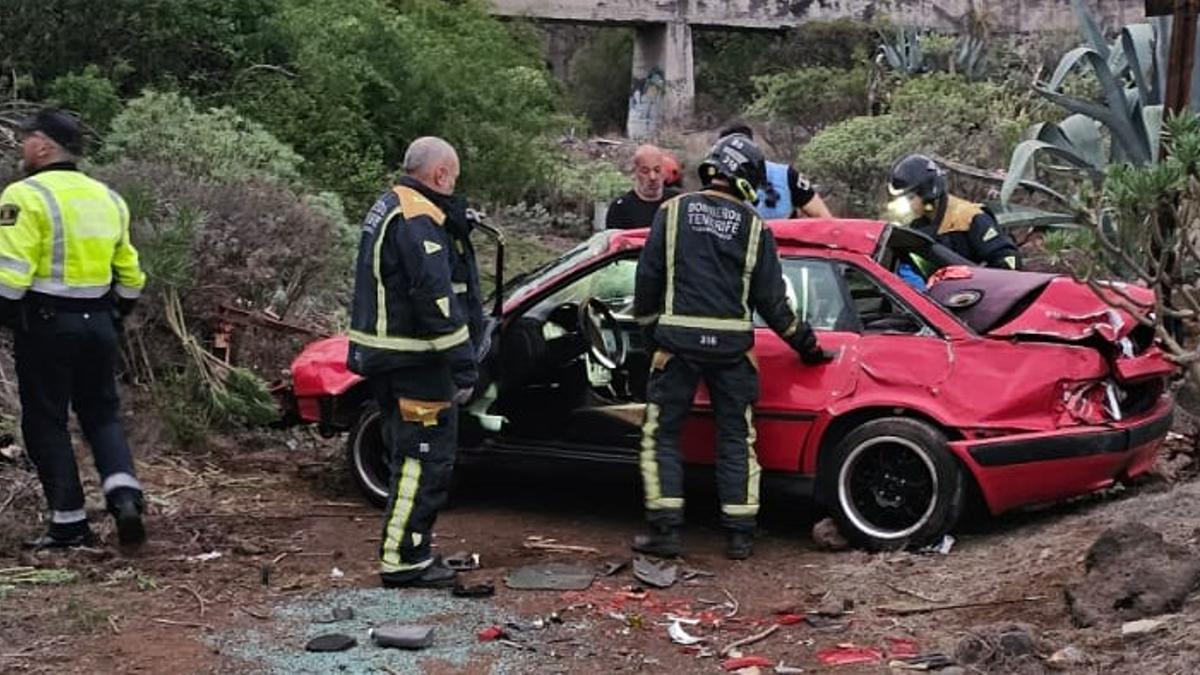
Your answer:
[640,350,761,533]
[373,361,458,578]
[15,304,140,522]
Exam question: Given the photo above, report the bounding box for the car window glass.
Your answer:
[755,258,847,331]
[531,258,639,318]
[842,264,929,335]
[504,232,615,307]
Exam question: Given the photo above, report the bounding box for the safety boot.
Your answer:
[631,525,681,558]
[381,557,458,589]
[23,521,96,550]
[107,488,146,550]
[726,530,753,560]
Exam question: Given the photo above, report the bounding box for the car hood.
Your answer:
[927,266,1153,343]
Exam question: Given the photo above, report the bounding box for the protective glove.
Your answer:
[452,387,474,406]
[787,324,834,365]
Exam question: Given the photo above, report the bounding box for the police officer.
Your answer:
[0,108,147,549]
[633,134,829,560]
[719,124,833,220]
[348,137,481,589]
[887,154,1020,274]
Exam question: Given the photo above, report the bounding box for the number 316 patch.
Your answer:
[0,204,19,226]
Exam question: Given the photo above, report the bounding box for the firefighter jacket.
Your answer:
[634,187,809,362]
[0,163,145,302]
[913,195,1020,270]
[348,177,479,387]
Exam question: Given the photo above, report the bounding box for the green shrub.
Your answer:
[46,66,122,132]
[102,91,304,184]
[746,66,870,132]
[796,114,909,215]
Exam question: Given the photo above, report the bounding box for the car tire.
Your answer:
[347,403,390,508]
[819,417,964,551]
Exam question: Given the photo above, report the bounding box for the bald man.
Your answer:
[606,145,682,230]
[348,136,484,589]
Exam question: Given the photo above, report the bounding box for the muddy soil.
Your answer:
[3,431,1200,674]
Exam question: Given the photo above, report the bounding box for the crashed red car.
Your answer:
[286,219,1176,550]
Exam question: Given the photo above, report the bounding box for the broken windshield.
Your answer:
[503,231,618,308]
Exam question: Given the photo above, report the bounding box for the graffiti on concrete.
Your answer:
[627,67,666,138]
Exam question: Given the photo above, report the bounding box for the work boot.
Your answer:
[631,525,681,558]
[23,522,96,550]
[107,488,146,550]
[381,557,458,589]
[726,530,753,560]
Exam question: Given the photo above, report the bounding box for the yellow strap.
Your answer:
[349,325,469,353]
[659,314,752,331]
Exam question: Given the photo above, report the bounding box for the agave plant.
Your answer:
[997,0,1187,224]
[877,26,927,76]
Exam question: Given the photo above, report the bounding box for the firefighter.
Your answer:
[633,134,830,560]
[718,124,833,219]
[886,154,1020,274]
[347,137,482,589]
[0,108,147,549]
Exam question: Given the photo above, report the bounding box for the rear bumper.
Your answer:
[950,398,1174,514]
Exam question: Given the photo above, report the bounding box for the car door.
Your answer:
[682,257,861,471]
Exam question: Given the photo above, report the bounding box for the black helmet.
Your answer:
[888,154,946,202]
[698,134,766,202]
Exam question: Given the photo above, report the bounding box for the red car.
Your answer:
[286,219,1176,549]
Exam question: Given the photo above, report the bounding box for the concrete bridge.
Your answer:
[488,0,1148,137]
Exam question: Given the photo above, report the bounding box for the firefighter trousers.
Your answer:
[372,362,458,577]
[639,350,761,533]
[15,305,141,529]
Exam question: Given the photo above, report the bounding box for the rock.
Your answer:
[955,623,1047,673]
[1047,645,1087,666]
[811,517,849,551]
[1064,523,1200,627]
[1121,617,1170,637]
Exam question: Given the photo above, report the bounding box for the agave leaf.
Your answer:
[1001,139,1103,205]
[1143,104,1165,163]
[1121,23,1160,106]
[1035,84,1152,165]
[1033,114,1105,168]
[991,206,1084,230]
[1071,0,1110,61]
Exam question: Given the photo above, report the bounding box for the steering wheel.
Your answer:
[578,297,628,370]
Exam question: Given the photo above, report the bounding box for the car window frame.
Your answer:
[772,256,860,334]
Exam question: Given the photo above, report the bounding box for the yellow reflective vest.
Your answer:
[0,168,145,301]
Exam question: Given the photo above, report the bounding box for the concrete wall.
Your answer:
[490,0,1147,32]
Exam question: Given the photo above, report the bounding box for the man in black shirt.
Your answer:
[606,145,680,230]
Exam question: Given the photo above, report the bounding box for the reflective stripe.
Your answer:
[664,199,679,314]
[639,403,664,509]
[381,456,422,569]
[0,282,25,300]
[650,497,684,509]
[740,217,763,318]
[106,188,128,229]
[745,405,761,508]
[52,509,87,524]
[114,284,142,299]
[659,314,752,331]
[381,555,433,575]
[722,504,759,517]
[451,282,468,294]
[22,179,65,285]
[0,256,31,274]
[102,472,142,495]
[29,279,110,298]
[373,208,401,337]
[349,325,469,353]
[781,316,799,338]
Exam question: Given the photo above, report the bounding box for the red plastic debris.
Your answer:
[722,656,773,671]
[476,625,506,642]
[886,636,920,659]
[776,613,806,625]
[816,644,884,666]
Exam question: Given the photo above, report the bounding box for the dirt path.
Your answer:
[3,435,1200,674]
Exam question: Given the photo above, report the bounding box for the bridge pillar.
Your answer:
[627,21,693,139]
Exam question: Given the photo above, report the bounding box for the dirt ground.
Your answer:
[3,423,1200,674]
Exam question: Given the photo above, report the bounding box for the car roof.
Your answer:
[605,218,887,257]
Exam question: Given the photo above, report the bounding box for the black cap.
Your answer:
[20,108,84,155]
